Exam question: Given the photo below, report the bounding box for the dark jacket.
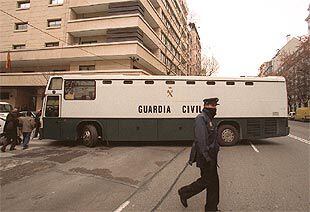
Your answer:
[188,109,219,167]
[4,113,19,136]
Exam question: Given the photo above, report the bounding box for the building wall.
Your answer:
[0,0,193,75]
[306,4,310,35]
[188,22,201,76]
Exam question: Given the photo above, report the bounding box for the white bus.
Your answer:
[42,73,289,147]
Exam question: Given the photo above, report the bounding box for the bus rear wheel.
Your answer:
[218,124,239,146]
[80,125,98,147]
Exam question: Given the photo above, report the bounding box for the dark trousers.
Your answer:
[1,134,18,151]
[22,132,31,147]
[34,127,40,138]
[180,160,219,211]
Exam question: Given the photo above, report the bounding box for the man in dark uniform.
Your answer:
[1,108,20,152]
[178,98,220,212]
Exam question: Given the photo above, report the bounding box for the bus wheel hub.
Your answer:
[83,130,91,141]
[222,129,234,143]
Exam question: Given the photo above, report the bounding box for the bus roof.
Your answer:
[50,74,285,82]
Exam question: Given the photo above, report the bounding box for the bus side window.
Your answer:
[186,80,195,85]
[166,80,175,84]
[123,80,133,84]
[64,80,96,100]
[48,77,63,90]
[45,96,59,117]
[102,80,112,84]
[226,81,235,85]
[145,80,154,84]
[245,82,254,86]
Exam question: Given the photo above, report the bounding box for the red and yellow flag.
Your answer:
[5,51,12,70]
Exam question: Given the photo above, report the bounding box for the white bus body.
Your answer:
[43,74,289,146]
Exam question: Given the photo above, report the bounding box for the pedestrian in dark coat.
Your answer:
[178,98,220,212]
[1,108,20,152]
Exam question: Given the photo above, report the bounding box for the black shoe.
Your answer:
[178,189,188,208]
[22,146,28,150]
[1,147,5,152]
[205,207,220,212]
[9,147,16,151]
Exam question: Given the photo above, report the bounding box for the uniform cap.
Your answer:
[203,97,219,105]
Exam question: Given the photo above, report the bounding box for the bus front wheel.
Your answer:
[80,125,98,147]
[217,124,239,146]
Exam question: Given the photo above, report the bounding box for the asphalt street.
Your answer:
[0,121,309,212]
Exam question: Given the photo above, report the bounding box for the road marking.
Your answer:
[249,141,259,153]
[288,134,310,145]
[113,201,130,212]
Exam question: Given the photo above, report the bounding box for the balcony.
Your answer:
[69,0,159,30]
[67,14,161,54]
[0,42,166,75]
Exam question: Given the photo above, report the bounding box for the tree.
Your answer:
[201,55,220,76]
[276,36,310,109]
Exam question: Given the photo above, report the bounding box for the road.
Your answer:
[0,121,309,211]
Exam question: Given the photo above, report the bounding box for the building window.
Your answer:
[79,65,95,71]
[17,1,30,9]
[15,22,28,30]
[47,19,61,27]
[50,0,63,5]
[45,42,59,47]
[64,80,96,100]
[13,44,26,49]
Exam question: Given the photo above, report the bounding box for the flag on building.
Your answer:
[5,51,12,70]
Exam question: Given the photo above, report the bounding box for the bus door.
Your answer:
[43,95,62,140]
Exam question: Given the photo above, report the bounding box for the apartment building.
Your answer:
[0,0,195,110]
[188,22,201,75]
[306,4,310,34]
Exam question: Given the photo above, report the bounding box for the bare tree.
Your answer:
[201,55,220,76]
[274,36,310,109]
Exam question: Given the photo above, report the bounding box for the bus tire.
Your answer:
[217,124,239,146]
[81,125,98,147]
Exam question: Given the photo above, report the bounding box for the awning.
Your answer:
[0,73,48,87]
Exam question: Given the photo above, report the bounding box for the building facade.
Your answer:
[188,22,201,76]
[0,0,197,110]
[306,4,310,35]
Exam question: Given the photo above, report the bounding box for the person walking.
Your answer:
[19,111,35,150]
[178,98,220,212]
[1,108,20,152]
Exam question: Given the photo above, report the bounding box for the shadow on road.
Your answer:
[43,139,193,148]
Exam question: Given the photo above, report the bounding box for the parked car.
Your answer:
[294,107,310,122]
[288,111,295,120]
[0,117,5,134]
